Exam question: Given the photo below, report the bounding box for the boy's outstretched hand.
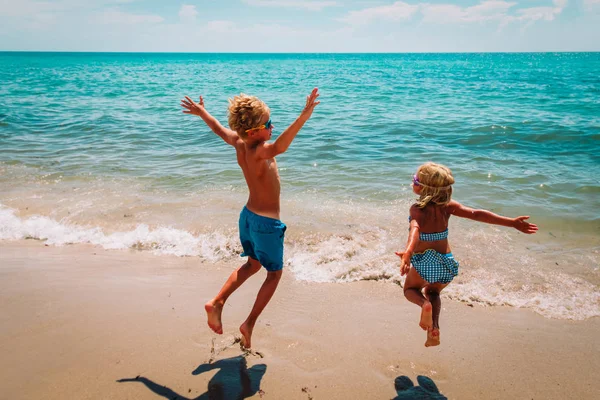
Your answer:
[301,88,320,119]
[181,95,205,117]
[513,216,538,234]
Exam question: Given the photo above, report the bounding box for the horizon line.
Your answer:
[1,50,599,54]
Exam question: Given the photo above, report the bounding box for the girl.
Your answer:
[396,162,538,347]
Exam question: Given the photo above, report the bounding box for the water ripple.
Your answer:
[0,52,599,222]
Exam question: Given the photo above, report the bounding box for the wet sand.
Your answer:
[1,241,598,399]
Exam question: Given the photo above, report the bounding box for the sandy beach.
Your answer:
[1,241,598,399]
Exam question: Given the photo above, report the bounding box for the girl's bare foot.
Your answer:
[239,321,255,349]
[204,301,223,334]
[420,302,433,330]
[425,328,440,347]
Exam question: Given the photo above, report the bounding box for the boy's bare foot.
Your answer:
[425,328,440,347]
[420,302,433,330]
[239,321,254,349]
[205,301,223,334]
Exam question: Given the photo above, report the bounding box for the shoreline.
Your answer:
[2,196,599,322]
[1,241,599,399]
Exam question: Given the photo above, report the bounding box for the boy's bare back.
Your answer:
[234,139,281,219]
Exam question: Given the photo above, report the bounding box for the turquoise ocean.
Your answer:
[1,52,599,320]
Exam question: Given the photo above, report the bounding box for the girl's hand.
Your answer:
[512,216,538,234]
[395,251,412,276]
[181,95,205,117]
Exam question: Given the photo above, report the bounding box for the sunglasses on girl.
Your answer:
[412,174,420,186]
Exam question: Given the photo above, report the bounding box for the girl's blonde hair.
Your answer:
[414,162,455,208]
[227,94,270,139]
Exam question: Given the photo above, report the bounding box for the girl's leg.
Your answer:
[424,283,448,347]
[403,267,432,330]
[205,257,262,334]
[240,269,282,348]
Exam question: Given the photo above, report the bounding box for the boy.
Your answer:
[180,88,320,348]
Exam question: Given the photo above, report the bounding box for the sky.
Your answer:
[0,0,599,52]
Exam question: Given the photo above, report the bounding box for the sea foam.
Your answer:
[1,204,598,321]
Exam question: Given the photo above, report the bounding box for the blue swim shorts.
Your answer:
[411,249,459,284]
[239,206,287,272]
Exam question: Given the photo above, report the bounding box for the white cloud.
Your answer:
[130,19,340,52]
[340,0,570,28]
[502,0,567,27]
[205,20,237,33]
[0,0,54,17]
[583,0,600,12]
[0,0,149,28]
[179,4,198,23]
[0,0,138,16]
[0,1,164,26]
[1,0,591,52]
[339,1,419,25]
[242,0,337,11]
[421,1,516,23]
[200,20,315,38]
[95,9,164,24]
[516,7,559,22]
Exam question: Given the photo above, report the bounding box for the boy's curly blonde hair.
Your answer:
[228,94,270,139]
[414,162,455,208]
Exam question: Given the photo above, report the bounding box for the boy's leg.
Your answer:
[403,267,432,330]
[239,269,282,348]
[205,257,262,334]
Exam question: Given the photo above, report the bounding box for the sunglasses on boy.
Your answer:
[245,118,273,133]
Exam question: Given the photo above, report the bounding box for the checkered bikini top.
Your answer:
[408,216,449,242]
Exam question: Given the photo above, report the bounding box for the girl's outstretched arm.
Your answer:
[448,200,538,234]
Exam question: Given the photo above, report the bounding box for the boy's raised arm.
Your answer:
[181,95,239,146]
[256,88,320,159]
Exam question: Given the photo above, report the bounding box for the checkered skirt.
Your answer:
[411,249,459,284]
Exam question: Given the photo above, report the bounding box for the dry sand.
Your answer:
[1,241,599,399]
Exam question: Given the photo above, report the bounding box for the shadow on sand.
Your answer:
[117,355,266,400]
[392,375,447,400]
